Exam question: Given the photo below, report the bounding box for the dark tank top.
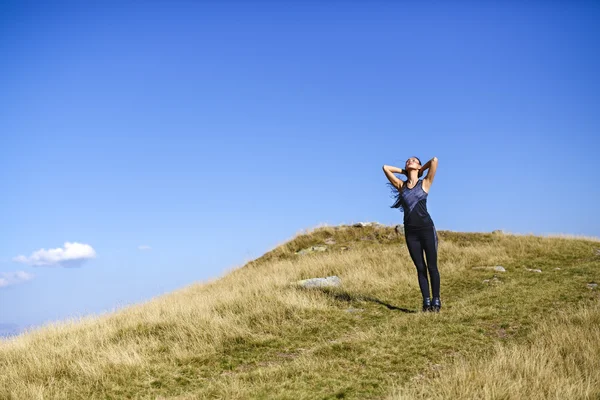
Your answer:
[399,179,434,229]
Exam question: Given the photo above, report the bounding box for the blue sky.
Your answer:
[1,1,599,334]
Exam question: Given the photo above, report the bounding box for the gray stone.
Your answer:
[352,222,385,228]
[555,267,561,270]
[587,283,598,290]
[324,237,336,245]
[483,275,502,285]
[473,266,506,272]
[295,245,328,255]
[395,224,405,235]
[526,268,542,273]
[296,276,342,288]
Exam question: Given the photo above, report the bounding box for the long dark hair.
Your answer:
[387,182,403,210]
[387,156,421,211]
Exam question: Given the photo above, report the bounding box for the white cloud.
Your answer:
[13,242,96,267]
[138,245,152,251]
[0,271,34,288]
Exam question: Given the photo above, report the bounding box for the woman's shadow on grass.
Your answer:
[297,286,417,313]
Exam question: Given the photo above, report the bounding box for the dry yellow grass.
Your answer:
[392,300,600,400]
[1,224,599,399]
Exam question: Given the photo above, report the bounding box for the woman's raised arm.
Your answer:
[420,157,438,191]
[382,165,405,190]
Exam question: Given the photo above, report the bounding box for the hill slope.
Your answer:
[2,224,599,399]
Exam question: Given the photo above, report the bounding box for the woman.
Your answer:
[382,157,440,312]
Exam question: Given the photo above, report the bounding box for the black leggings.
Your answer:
[405,226,440,299]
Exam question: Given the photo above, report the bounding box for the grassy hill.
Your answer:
[2,224,599,399]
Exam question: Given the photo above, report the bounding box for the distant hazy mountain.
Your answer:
[0,323,20,338]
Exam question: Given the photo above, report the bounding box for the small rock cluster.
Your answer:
[295,245,328,255]
[295,222,405,256]
[470,264,593,292]
[352,222,383,228]
[473,266,506,285]
[482,275,503,285]
[351,221,404,235]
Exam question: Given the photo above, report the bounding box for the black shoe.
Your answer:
[422,298,432,312]
[431,297,441,312]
